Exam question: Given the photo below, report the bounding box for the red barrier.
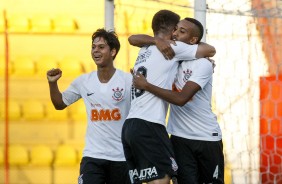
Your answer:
[260,75,282,183]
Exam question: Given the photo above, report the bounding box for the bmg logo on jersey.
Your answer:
[91,108,121,121]
[112,87,124,101]
[183,69,192,83]
[129,166,158,183]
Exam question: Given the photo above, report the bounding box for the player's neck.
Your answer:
[97,67,116,83]
[154,32,171,40]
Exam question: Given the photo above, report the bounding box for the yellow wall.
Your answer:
[1,0,192,72]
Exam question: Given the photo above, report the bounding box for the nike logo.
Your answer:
[87,93,94,96]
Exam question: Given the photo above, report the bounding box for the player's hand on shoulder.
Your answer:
[206,57,216,73]
[47,68,62,82]
[155,36,175,60]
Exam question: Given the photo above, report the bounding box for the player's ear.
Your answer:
[190,37,199,44]
[111,48,117,57]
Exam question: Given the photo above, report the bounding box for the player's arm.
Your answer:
[196,42,216,58]
[132,73,200,106]
[129,34,215,59]
[128,34,155,47]
[128,34,175,59]
[47,68,67,110]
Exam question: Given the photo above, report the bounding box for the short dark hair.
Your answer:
[92,28,120,59]
[184,18,204,43]
[152,10,180,35]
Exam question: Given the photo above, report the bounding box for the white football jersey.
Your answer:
[167,58,222,141]
[62,69,132,161]
[126,41,198,126]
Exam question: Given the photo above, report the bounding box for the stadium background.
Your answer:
[0,0,281,183]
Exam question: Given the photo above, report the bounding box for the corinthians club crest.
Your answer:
[112,87,124,101]
[183,69,192,83]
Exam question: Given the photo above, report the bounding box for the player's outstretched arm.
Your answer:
[47,68,67,110]
[128,34,155,47]
[133,73,200,106]
[196,42,216,58]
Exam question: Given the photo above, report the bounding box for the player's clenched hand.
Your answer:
[47,68,62,82]
[155,37,175,60]
[206,58,216,73]
[133,73,148,90]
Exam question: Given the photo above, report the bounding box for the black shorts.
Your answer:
[170,135,224,184]
[122,118,178,183]
[78,157,130,184]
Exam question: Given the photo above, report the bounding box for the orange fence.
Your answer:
[260,74,282,183]
[252,0,282,75]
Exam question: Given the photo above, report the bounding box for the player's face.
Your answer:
[172,20,195,44]
[91,37,114,67]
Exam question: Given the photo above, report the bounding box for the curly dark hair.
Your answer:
[92,28,120,59]
[152,10,180,35]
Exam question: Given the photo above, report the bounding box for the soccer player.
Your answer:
[121,10,216,184]
[47,28,132,184]
[132,18,224,184]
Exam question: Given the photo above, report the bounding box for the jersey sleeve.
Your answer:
[62,75,83,106]
[188,58,213,89]
[171,41,198,61]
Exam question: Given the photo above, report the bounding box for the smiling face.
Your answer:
[91,37,116,67]
[172,19,199,45]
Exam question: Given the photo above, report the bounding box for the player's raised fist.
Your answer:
[47,68,62,82]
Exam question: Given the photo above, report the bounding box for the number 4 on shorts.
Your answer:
[213,165,219,179]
